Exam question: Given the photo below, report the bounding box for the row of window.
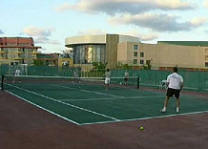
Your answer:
[134,52,144,57]
[205,62,208,67]
[133,59,145,64]
[133,45,143,64]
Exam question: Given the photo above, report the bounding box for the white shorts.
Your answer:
[15,72,20,77]
[105,77,110,84]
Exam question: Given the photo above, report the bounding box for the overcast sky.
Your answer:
[0,0,208,53]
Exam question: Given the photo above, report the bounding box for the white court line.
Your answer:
[6,83,119,121]
[52,84,124,98]
[5,90,80,125]
[60,95,163,102]
[184,87,198,90]
[7,84,208,126]
[80,110,208,125]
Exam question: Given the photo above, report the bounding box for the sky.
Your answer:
[0,0,208,53]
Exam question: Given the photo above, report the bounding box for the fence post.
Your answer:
[137,75,140,89]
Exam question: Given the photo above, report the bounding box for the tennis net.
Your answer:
[1,75,139,91]
[0,75,3,90]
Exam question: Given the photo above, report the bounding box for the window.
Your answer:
[140,52,144,57]
[140,60,144,64]
[205,48,208,54]
[133,59,137,64]
[134,45,138,50]
[205,62,208,67]
[146,60,151,64]
[134,52,138,57]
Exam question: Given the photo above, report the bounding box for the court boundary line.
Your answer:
[6,83,120,122]
[60,95,163,102]
[6,84,208,126]
[5,90,81,125]
[80,110,208,125]
[52,84,124,98]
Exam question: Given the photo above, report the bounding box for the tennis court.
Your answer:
[2,75,208,125]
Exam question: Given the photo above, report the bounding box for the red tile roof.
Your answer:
[0,37,41,49]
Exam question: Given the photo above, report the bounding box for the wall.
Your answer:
[117,42,208,69]
[117,42,128,64]
[106,34,119,69]
[141,43,207,69]
[65,35,106,46]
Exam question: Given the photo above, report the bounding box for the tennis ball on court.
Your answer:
[139,126,144,131]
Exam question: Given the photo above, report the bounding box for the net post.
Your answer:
[137,75,140,89]
[1,75,4,91]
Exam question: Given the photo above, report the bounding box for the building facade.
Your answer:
[65,34,140,68]
[66,34,208,70]
[118,41,208,69]
[35,53,59,66]
[0,37,40,65]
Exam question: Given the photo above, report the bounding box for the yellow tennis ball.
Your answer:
[139,126,144,131]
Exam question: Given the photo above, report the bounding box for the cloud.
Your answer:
[76,28,158,41]
[109,13,207,32]
[190,17,208,26]
[55,2,72,12]
[0,29,4,34]
[77,29,106,35]
[23,26,52,37]
[137,33,158,41]
[204,0,208,8]
[23,26,60,45]
[122,30,158,41]
[34,36,60,45]
[55,0,194,15]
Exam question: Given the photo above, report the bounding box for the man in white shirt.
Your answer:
[15,69,21,77]
[123,70,129,86]
[13,69,21,83]
[161,67,184,113]
[105,68,111,90]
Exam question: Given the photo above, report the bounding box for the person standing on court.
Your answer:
[161,67,184,113]
[13,68,21,83]
[104,68,111,90]
[124,70,129,86]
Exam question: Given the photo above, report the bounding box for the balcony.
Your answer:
[32,51,38,55]
[205,55,208,61]
[14,57,23,60]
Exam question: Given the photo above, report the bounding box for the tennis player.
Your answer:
[13,69,21,83]
[124,70,129,86]
[15,69,21,76]
[104,68,111,90]
[73,69,80,83]
[161,67,184,113]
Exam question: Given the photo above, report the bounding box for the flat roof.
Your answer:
[0,46,41,49]
[65,34,140,46]
[158,41,208,47]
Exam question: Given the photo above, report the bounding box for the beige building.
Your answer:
[118,41,208,70]
[65,34,140,69]
[66,34,208,70]
[0,37,40,65]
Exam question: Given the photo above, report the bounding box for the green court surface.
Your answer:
[5,82,208,125]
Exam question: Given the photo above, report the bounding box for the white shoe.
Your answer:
[176,107,180,113]
[160,109,166,113]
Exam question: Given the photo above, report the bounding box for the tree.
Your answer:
[92,62,107,72]
[117,62,130,70]
[33,60,44,66]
